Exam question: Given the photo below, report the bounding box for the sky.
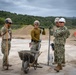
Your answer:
[0,0,76,17]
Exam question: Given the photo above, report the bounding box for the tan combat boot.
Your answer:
[54,64,62,72]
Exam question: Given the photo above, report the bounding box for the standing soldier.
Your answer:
[59,18,70,66]
[1,18,12,70]
[54,18,70,72]
[30,20,45,64]
[53,17,60,64]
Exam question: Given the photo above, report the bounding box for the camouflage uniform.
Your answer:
[61,26,70,63]
[52,26,60,63]
[53,26,70,64]
[1,26,12,66]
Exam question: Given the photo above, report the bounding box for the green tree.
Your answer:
[0,17,5,25]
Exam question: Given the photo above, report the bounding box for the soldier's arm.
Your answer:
[66,29,70,38]
[59,30,67,35]
[1,27,7,36]
[51,26,57,35]
[53,28,67,37]
[31,30,39,41]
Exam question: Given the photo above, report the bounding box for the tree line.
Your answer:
[0,10,76,29]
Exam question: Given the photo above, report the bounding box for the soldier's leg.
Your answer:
[54,44,58,64]
[2,40,11,67]
[54,44,63,72]
[54,50,57,63]
[62,55,65,63]
[62,49,65,64]
[30,42,37,52]
[30,42,37,61]
[57,45,64,64]
[1,40,7,66]
[8,40,12,66]
[36,42,41,51]
[62,46,65,67]
[8,40,11,55]
[3,50,8,66]
[35,42,40,64]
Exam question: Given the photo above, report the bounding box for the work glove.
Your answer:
[43,28,44,30]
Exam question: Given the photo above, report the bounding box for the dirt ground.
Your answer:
[0,25,76,75]
[0,38,76,75]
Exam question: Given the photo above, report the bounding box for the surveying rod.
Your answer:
[47,26,52,66]
[6,29,9,70]
[39,26,52,66]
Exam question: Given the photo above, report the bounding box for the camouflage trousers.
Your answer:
[54,48,58,63]
[54,44,65,64]
[62,45,65,63]
[30,42,41,52]
[30,42,41,60]
[54,47,65,63]
[1,39,11,66]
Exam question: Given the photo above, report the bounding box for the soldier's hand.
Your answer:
[43,28,44,30]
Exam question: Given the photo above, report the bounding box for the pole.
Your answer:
[6,29,9,70]
[47,28,51,66]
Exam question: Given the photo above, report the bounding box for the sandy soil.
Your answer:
[0,38,76,75]
[0,25,76,75]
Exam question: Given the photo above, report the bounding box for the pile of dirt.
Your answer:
[13,25,49,35]
[13,25,34,35]
[13,25,49,39]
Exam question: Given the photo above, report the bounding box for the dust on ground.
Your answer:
[0,25,76,75]
[0,39,76,75]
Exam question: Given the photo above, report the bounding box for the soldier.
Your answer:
[53,17,60,31]
[59,18,70,66]
[30,20,45,64]
[1,18,12,70]
[54,18,70,72]
[53,17,60,64]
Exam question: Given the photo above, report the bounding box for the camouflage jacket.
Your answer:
[1,26,12,40]
[50,26,60,35]
[53,26,70,45]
